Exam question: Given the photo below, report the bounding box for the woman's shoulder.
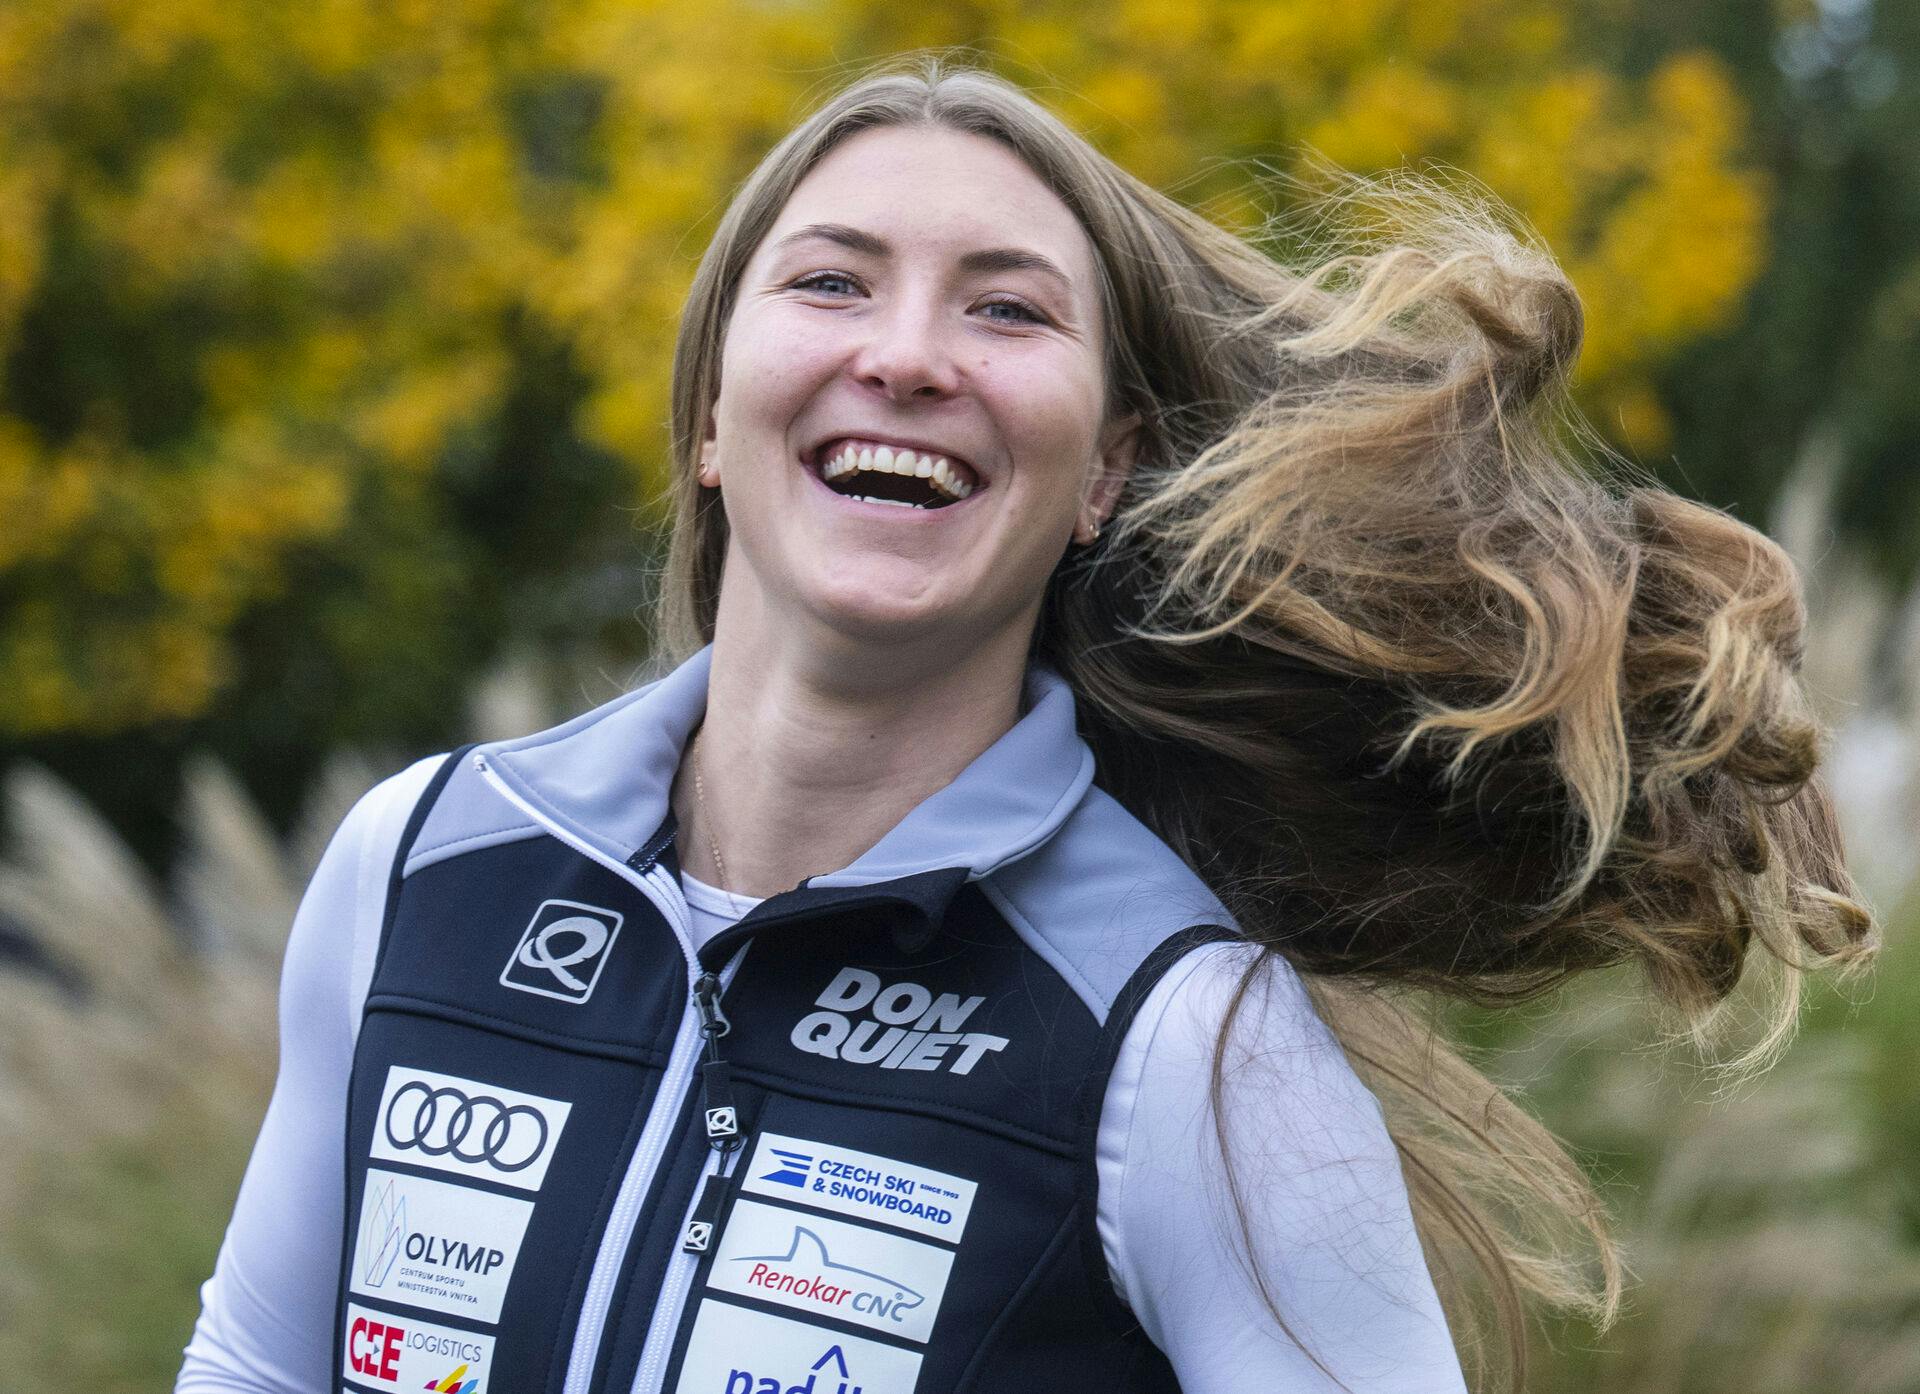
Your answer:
[980,781,1242,1023]
[1124,938,1379,1127]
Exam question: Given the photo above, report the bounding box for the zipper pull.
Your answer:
[692,971,737,1141]
[681,1168,732,1253]
[693,971,730,1041]
[691,979,733,1144]
[684,968,745,1254]
[701,1059,738,1144]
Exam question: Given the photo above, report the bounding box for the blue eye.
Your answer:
[788,272,1046,326]
[790,270,862,295]
[978,297,1047,325]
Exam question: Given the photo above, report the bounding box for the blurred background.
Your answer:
[1,0,1916,1388]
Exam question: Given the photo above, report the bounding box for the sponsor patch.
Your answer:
[499,898,624,1004]
[741,1132,976,1244]
[708,1199,954,1344]
[671,1300,923,1394]
[369,1065,571,1192]
[342,1303,495,1392]
[790,968,1009,1075]
[350,1169,533,1323]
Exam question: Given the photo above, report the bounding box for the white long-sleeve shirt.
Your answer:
[176,757,1467,1393]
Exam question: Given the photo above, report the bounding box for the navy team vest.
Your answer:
[330,648,1234,1394]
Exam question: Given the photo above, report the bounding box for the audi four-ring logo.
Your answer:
[368,1066,573,1193]
[384,1081,550,1172]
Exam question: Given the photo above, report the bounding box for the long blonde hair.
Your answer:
[659,53,1879,1393]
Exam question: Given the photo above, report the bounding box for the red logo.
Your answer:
[349,1315,404,1383]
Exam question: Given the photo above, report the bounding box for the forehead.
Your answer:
[757,125,1099,301]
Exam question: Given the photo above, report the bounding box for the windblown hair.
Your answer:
[659,53,1879,1393]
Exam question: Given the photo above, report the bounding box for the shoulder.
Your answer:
[285,753,453,1038]
[1100,946,1468,1391]
[292,752,450,950]
[1114,940,1390,1162]
[1104,937,1380,1152]
[980,782,1236,1025]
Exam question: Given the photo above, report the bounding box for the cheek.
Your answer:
[718,313,834,427]
[986,369,1105,495]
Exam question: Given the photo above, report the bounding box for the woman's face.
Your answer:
[701,123,1137,669]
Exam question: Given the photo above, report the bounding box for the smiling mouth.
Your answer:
[811,440,979,510]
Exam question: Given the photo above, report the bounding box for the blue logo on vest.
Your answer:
[727,1343,859,1394]
[761,1148,814,1188]
[500,899,624,1004]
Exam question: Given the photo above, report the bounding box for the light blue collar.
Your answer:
[477,644,1096,889]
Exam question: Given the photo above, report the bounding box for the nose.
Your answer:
[849,293,961,403]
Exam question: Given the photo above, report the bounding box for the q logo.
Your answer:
[500,899,624,1004]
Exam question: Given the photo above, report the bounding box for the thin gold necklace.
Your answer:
[689,727,748,916]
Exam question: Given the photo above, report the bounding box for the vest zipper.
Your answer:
[472,753,743,1394]
[626,971,751,1394]
[679,971,743,1258]
[686,970,743,1250]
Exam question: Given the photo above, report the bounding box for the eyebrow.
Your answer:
[769,222,1077,295]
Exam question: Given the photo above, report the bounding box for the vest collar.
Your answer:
[477,644,1096,899]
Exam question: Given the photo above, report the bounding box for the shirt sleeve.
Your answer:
[1096,940,1470,1394]
[174,755,446,1394]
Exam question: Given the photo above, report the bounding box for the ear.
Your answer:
[1077,410,1142,544]
[697,414,720,488]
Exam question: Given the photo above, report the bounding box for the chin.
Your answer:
[811,591,1042,683]
[789,571,965,648]
[812,591,959,649]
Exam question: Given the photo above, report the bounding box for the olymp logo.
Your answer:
[350,1169,533,1323]
[790,968,1009,1076]
[672,1302,924,1394]
[707,1200,954,1344]
[500,898,623,1004]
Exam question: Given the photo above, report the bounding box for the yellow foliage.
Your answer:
[356,353,511,470]
[1301,64,1464,171]
[0,0,1772,733]
[0,157,53,350]
[1113,0,1210,53]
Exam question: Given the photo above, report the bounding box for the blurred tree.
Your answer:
[1570,0,1920,604]
[0,0,1779,851]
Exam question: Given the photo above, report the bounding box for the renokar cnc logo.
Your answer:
[732,1226,926,1327]
[790,968,1008,1074]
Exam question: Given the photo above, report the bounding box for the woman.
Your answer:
[177,56,1875,1394]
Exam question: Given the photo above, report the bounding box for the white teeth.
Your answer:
[930,459,972,499]
[852,495,924,509]
[816,440,977,501]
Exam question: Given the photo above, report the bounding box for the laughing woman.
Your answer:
[178,56,1875,1394]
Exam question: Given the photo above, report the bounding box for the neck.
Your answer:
[669,595,1033,899]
